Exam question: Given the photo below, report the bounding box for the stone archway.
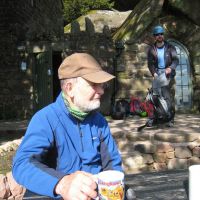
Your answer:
[168,40,193,111]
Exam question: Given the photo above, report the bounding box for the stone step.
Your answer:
[0,120,27,146]
[154,132,200,143]
[134,141,154,153]
[126,132,152,141]
[121,151,155,174]
[0,130,24,146]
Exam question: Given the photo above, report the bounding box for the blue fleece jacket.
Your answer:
[12,93,122,197]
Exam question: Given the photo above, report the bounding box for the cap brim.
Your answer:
[82,70,115,83]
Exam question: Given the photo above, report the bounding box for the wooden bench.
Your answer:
[23,169,188,200]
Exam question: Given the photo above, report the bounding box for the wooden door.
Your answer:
[34,51,53,112]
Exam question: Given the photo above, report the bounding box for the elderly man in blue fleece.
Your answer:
[12,53,122,200]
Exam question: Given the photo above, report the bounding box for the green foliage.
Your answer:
[63,0,114,24]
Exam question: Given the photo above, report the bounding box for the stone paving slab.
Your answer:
[0,113,199,175]
[0,120,28,146]
[0,120,28,132]
[0,114,199,146]
[118,114,199,130]
[108,113,200,139]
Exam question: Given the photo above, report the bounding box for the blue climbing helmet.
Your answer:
[152,25,164,35]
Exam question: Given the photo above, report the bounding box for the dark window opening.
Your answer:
[52,52,62,101]
[168,40,192,111]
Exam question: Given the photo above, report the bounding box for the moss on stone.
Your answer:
[64,10,98,33]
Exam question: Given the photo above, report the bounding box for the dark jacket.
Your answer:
[147,41,179,77]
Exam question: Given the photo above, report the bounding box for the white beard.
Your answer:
[73,94,100,112]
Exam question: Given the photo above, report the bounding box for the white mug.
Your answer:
[189,165,200,200]
[96,170,125,200]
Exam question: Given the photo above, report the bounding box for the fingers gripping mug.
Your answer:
[97,170,125,200]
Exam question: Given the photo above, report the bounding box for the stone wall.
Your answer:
[67,8,200,113]
[0,171,25,200]
[0,5,117,119]
[114,44,151,100]
[0,0,63,120]
[112,0,200,113]
[109,116,200,174]
[0,139,25,199]
[1,1,200,120]
[122,132,200,173]
[115,20,200,111]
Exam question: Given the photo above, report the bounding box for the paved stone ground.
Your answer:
[0,114,199,174]
[0,120,28,146]
[108,113,200,141]
[0,114,199,199]
[108,113,200,157]
[0,114,199,146]
[109,113,200,136]
[106,114,200,173]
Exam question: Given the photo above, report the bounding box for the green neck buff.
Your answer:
[62,92,89,121]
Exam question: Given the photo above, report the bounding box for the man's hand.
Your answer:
[153,73,158,79]
[165,67,172,75]
[55,171,97,200]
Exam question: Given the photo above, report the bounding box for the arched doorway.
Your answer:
[168,40,192,111]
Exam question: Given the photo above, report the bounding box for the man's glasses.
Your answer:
[154,33,164,36]
[86,82,108,89]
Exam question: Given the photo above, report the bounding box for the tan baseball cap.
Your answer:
[58,53,115,83]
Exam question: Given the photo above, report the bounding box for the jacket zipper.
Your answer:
[77,122,84,152]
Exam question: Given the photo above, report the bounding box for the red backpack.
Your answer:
[141,101,154,118]
[130,97,154,117]
[130,97,143,115]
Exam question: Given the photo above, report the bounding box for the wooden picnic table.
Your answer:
[125,169,188,200]
[23,169,189,200]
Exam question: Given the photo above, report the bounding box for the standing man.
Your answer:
[147,25,179,127]
[12,53,122,199]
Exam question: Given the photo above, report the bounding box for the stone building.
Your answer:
[0,0,200,121]
[0,1,124,120]
[113,0,200,113]
[0,0,64,120]
[62,0,200,115]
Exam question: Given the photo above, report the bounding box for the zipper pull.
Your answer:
[78,122,84,152]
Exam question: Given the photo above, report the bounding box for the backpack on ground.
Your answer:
[137,87,175,131]
[130,97,143,115]
[140,101,154,118]
[147,87,174,123]
[111,99,130,120]
[130,97,151,117]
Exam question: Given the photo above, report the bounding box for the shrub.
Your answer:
[63,0,114,24]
